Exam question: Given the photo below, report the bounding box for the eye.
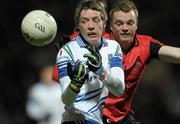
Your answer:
[127,20,135,26]
[114,20,124,26]
[93,17,101,23]
[80,18,89,24]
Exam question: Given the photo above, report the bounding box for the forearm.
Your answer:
[100,67,125,96]
[159,46,180,64]
[60,77,78,106]
[61,85,78,106]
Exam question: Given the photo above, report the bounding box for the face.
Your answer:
[41,67,55,85]
[78,9,104,46]
[110,10,138,50]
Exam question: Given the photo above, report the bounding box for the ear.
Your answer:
[104,23,106,28]
[135,20,138,30]
[75,25,80,31]
[110,24,112,31]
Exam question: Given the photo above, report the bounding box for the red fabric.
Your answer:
[70,32,79,40]
[103,34,163,122]
[52,64,59,82]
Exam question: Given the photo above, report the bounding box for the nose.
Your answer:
[121,24,129,33]
[88,21,95,31]
[122,29,128,33]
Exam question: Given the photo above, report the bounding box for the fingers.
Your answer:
[85,45,98,55]
[67,62,73,77]
[83,53,97,60]
[73,60,88,81]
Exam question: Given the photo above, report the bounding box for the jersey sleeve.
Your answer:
[110,43,123,69]
[101,43,125,96]
[56,44,74,80]
[150,39,164,59]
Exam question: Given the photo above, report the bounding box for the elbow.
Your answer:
[116,83,125,97]
[108,75,125,97]
[112,80,125,97]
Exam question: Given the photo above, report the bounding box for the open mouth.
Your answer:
[88,32,97,37]
[120,33,130,37]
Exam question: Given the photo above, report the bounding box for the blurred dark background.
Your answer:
[0,0,180,123]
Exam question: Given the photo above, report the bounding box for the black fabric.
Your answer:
[150,41,162,59]
[61,120,84,124]
[103,113,138,124]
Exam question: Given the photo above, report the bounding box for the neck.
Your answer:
[79,33,102,47]
[121,40,134,54]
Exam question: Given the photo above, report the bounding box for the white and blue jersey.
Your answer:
[56,34,123,124]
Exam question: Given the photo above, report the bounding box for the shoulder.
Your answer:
[104,38,121,52]
[136,34,163,46]
[102,38,122,55]
[136,34,153,42]
[59,39,80,53]
[64,39,79,47]
[103,38,118,46]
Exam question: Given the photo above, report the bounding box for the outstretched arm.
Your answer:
[99,67,125,97]
[84,45,125,97]
[159,46,180,64]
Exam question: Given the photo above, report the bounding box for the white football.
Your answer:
[21,10,57,46]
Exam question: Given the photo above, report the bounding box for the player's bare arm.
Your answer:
[158,46,180,64]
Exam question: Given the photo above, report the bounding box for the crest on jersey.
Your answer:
[59,49,63,56]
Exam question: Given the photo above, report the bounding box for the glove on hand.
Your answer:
[67,60,88,93]
[84,45,104,75]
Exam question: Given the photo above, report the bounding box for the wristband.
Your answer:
[69,83,80,93]
[95,65,104,75]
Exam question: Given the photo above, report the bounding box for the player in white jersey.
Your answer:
[26,66,64,124]
[56,0,125,123]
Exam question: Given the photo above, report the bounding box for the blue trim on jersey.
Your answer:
[101,38,108,47]
[76,91,101,102]
[76,35,86,47]
[88,96,107,113]
[95,65,104,75]
[85,119,100,124]
[59,67,68,78]
[76,87,103,102]
[110,57,123,68]
[57,60,69,78]
[57,61,67,67]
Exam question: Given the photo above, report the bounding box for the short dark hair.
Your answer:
[74,0,108,28]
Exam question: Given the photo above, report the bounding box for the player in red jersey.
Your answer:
[52,0,180,123]
[102,0,180,124]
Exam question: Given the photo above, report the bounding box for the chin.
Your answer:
[88,38,99,45]
[120,39,131,45]
[90,41,98,46]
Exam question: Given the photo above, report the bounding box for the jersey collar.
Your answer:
[75,33,108,51]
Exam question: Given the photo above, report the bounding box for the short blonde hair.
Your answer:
[110,0,138,22]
